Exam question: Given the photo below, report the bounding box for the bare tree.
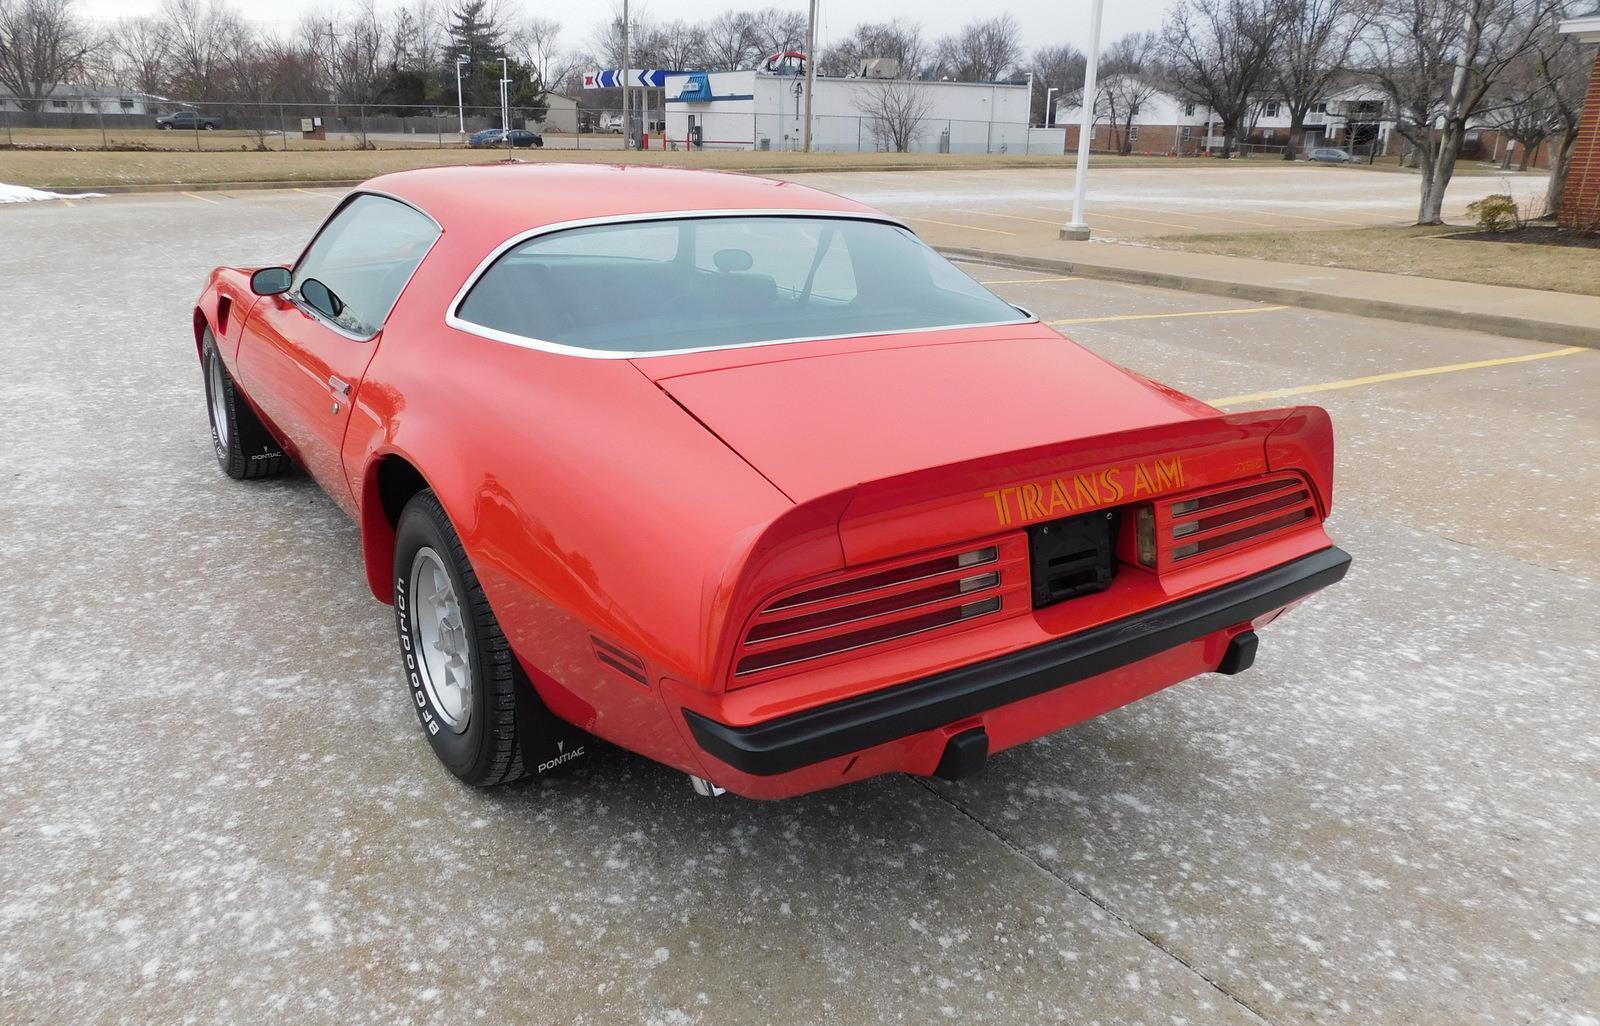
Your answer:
[0,0,95,118]
[163,0,240,101]
[1272,0,1371,159]
[1483,48,1555,170]
[1097,33,1163,154]
[701,10,759,70]
[509,16,579,91]
[389,1,443,73]
[932,14,1024,82]
[107,16,169,95]
[855,77,934,151]
[818,20,930,78]
[1534,15,1594,216]
[224,28,320,148]
[1163,0,1285,157]
[1367,0,1562,224]
[745,7,806,59]
[1026,43,1087,126]
[321,0,391,146]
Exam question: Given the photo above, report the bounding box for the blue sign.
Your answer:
[677,72,712,102]
[584,69,684,89]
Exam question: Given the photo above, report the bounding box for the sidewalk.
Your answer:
[936,238,1600,349]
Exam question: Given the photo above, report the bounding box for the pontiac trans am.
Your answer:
[192,164,1350,800]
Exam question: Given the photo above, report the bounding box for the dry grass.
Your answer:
[0,144,1259,189]
[1147,224,1600,297]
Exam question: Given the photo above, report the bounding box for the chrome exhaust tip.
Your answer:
[688,775,726,797]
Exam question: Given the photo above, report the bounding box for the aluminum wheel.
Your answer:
[207,354,230,453]
[408,547,473,733]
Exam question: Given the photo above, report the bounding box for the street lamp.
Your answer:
[792,77,804,151]
[499,57,510,152]
[1060,0,1104,241]
[454,55,469,137]
[1045,87,1059,128]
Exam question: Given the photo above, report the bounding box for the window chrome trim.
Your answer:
[288,188,444,342]
[442,209,1037,360]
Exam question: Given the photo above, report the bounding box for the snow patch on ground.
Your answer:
[0,182,104,203]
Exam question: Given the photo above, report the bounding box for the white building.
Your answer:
[1054,76,1396,155]
[664,68,1065,154]
[0,83,156,115]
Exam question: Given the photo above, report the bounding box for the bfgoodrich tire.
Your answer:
[393,490,592,788]
[202,329,287,480]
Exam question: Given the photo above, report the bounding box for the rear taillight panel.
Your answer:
[1137,473,1319,573]
[732,535,1029,685]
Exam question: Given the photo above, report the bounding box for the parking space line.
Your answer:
[1051,305,1289,326]
[1251,209,1369,227]
[900,215,1015,236]
[292,187,343,198]
[181,191,221,204]
[978,276,1083,285]
[1208,347,1587,406]
[954,207,1062,228]
[1067,208,1202,232]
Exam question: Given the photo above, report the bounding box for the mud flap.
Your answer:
[513,663,596,776]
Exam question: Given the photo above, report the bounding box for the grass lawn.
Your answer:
[1144,224,1600,298]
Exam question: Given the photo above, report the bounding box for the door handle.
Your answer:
[328,375,351,400]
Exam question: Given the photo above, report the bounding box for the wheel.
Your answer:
[393,490,589,787]
[203,123,216,131]
[533,138,543,148]
[157,123,171,130]
[201,329,287,480]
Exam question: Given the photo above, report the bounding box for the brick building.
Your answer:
[1558,14,1600,230]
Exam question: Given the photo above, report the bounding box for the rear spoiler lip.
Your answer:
[835,407,1307,567]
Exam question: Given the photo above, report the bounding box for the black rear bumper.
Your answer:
[685,546,1351,777]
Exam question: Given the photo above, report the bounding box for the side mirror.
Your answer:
[250,266,291,296]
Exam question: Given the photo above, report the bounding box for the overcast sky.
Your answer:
[74,0,1172,61]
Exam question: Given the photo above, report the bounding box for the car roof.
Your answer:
[363,163,879,236]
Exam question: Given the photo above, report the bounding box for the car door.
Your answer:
[237,193,440,516]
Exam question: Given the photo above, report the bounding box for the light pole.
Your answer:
[1045,87,1058,128]
[1060,0,1104,241]
[802,0,817,152]
[792,78,803,151]
[621,0,631,149]
[455,55,468,137]
[499,57,510,152]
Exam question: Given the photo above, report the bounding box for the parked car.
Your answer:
[191,164,1349,800]
[468,128,543,148]
[596,113,623,134]
[1307,147,1358,164]
[156,110,220,131]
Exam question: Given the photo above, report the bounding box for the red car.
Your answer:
[193,164,1349,800]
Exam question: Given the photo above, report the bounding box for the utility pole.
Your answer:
[1060,0,1103,241]
[802,0,817,153]
[621,0,631,149]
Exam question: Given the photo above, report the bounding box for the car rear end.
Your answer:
[663,406,1349,799]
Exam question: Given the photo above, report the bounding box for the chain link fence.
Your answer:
[1,98,1070,156]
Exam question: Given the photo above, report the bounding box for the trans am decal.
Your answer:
[984,457,1185,527]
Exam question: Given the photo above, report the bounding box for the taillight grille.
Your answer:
[734,537,1027,682]
[1145,475,1318,571]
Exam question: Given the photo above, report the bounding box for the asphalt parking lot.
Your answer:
[1,185,1596,1026]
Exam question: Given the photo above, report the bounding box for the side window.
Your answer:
[293,194,440,338]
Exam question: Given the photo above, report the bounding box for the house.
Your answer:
[0,83,155,115]
[663,66,1065,154]
[1557,12,1600,229]
[1054,77,1397,156]
[531,92,578,134]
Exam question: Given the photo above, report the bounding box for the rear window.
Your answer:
[452,216,1027,355]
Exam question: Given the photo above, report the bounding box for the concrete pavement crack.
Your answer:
[912,777,1278,1026]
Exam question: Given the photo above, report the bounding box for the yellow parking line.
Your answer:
[1208,347,1587,406]
[979,276,1083,285]
[181,191,221,204]
[1069,209,1203,232]
[293,187,342,198]
[955,207,1063,227]
[1052,305,1289,326]
[900,216,1015,236]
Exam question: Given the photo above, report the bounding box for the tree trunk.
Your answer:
[1419,124,1462,225]
[1285,118,1305,160]
[1517,144,1534,172]
[1544,127,1579,217]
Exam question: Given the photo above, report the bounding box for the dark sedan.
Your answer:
[468,128,543,148]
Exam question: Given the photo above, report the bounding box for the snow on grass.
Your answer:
[0,182,104,203]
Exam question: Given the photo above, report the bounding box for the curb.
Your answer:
[937,245,1600,350]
